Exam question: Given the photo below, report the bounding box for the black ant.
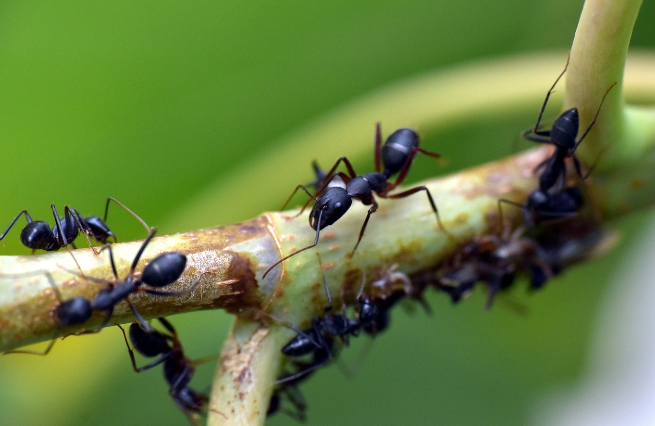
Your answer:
[117,318,225,425]
[0,197,150,254]
[263,123,445,278]
[272,256,379,383]
[521,54,616,191]
[499,59,615,228]
[4,229,200,356]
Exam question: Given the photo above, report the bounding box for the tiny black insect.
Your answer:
[0,197,150,254]
[117,318,225,425]
[264,123,445,278]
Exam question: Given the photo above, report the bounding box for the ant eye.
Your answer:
[335,202,342,209]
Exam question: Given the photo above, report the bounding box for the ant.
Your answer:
[499,59,615,227]
[0,197,150,254]
[273,255,380,383]
[4,228,200,356]
[263,123,445,279]
[522,54,616,193]
[117,318,225,425]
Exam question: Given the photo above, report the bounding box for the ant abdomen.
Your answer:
[381,128,420,177]
[20,222,54,249]
[129,323,170,357]
[141,252,187,287]
[54,298,93,327]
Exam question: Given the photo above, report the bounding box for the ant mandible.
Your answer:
[117,318,225,425]
[263,123,446,279]
[0,197,150,254]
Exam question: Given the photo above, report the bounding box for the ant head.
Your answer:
[20,221,53,249]
[309,187,352,230]
[550,108,579,151]
[141,252,187,288]
[84,216,116,244]
[381,128,419,177]
[129,322,172,357]
[54,297,92,327]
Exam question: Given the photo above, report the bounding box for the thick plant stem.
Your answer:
[567,0,645,166]
[0,219,274,352]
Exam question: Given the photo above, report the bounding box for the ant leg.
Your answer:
[571,82,617,153]
[392,147,441,188]
[99,243,121,280]
[62,206,98,254]
[349,202,378,257]
[129,228,158,273]
[497,198,526,230]
[116,323,171,372]
[3,332,59,356]
[388,186,452,238]
[104,197,151,237]
[266,313,323,350]
[279,184,318,214]
[315,253,335,313]
[290,172,351,217]
[262,206,327,279]
[521,129,552,143]
[51,205,71,248]
[276,346,332,384]
[531,52,570,134]
[0,210,32,240]
[374,122,382,173]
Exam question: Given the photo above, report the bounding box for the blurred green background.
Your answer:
[1,1,654,425]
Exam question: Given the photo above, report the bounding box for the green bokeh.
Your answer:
[0,1,654,425]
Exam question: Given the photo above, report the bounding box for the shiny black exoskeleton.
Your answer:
[52,228,193,330]
[263,123,444,279]
[118,318,218,425]
[276,262,380,384]
[0,197,149,254]
[522,55,615,192]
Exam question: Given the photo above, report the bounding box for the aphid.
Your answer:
[0,197,149,254]
[117,318,225,425]
[437,225,553,309]
[264,123,445,278]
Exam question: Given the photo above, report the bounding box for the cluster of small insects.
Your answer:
[1,54,616,424]
[264,56,616,420]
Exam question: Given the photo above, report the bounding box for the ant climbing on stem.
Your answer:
[499,56,616,227]
[263,123,446,279]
